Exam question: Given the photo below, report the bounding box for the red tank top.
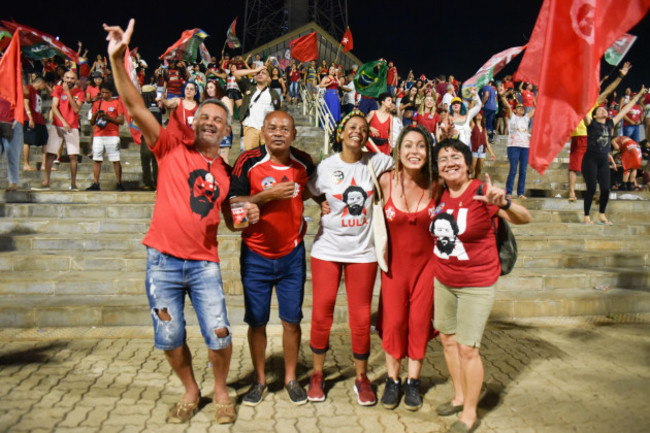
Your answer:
[369,113,390,139]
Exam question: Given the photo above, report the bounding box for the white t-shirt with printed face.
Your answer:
[308,152,394,263]
[508,114,531,148]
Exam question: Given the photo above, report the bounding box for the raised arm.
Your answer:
[103,19,160,147]
[597,62,631,105]
[613,86,647,126]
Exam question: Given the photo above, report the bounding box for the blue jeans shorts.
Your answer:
[145,247,232,351]
[240,241,306,327]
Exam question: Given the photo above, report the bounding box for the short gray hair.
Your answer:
[198,98,232,125]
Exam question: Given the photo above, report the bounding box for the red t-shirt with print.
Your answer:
[432,180,501,288]
[25,85,46,125]
[92,98,124,137]
[229,145,315,259]
[413,112,440,134]
[142,126,231,262]
[521,90,535,107]
[52,85,85,128]
[623,104,643,126]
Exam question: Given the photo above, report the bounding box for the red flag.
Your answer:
[340,27,353,53]
[2,21,79,63]
[122,47,142,145]
[290,32,318,63]
[0,31,25,124]
[520,0,650,174]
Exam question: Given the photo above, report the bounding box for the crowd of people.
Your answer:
[0,16,647,433]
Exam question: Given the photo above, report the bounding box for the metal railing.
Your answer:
[299,83,336,156]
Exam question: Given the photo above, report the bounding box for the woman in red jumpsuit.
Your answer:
[376,125,441,410]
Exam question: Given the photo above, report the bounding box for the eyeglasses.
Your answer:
[437,154,464,165]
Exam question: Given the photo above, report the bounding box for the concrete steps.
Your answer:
[1,105,650,326]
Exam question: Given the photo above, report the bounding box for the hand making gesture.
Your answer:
[103,19,135,62]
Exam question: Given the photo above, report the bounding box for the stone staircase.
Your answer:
[0,105,649,327]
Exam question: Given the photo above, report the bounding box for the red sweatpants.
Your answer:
[310,258,378,359]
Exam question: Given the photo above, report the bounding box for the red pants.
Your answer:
[310,258,378,359]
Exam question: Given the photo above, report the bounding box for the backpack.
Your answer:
[477,184,518,275]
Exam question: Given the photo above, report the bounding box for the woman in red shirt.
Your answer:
[431,139,530,433]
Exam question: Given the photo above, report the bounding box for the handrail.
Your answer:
[299,83,336,157]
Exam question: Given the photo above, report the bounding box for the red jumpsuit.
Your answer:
[377,186,436,360]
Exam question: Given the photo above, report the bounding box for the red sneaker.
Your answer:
[307,371,325,402]
[354,375,376,406]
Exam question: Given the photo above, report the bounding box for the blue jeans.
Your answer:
[289,81,299,98]
[483,108,496,134]
[623,124,640,142]
[241,241,306,327]
[145,247,231,351]
[1,122,23,185]
[506,146,529,196]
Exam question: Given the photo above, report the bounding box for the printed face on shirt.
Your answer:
[188,169,220,219]
[432,213,460,256]
[342,186,367,216]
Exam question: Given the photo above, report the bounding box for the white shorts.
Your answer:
[46,125,80,155]
[92,136,121,162]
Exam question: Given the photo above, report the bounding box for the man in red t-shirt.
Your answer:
[105,19,259,424]
[386,61,398,96]
[22,76,50,172]
[622,99,643,142]
[36,70,85,190]
[228,110,316,406]
[86,83,125,191]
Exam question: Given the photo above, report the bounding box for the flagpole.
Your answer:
[333,43,342,66]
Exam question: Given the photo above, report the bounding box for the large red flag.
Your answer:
[340,27,353,53]
[290,32,318,63]
[0,31,25,124]
[519,0,650,174]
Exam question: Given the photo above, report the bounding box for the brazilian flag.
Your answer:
[354,60,387,98]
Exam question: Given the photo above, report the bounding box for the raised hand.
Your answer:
[620,61,632,76]
[473,173,508,207]
[103,19,135,61]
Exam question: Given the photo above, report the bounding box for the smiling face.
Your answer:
[63,71,77,88]
[206,81,217,98]
[451,101,462,113]
[341,116,369,151]
[399,130,427,171]
[437,146,470,185]
[193,102,230,147]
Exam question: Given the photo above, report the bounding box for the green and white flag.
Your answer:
[604,33,636,66]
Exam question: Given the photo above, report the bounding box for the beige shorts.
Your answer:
[242,126,265,151]
[45,125,80,155]
[433,278,495,348]
[92,136,121,162]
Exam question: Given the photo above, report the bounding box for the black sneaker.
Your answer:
[380,377,401,409]
[116,183,125,192]
[242,382,267,407]
[285,380,307,406]
[86,183,100,191]
[403,378,422,411]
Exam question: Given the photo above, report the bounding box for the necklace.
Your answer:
[400,178,426,224]
[196,148,220,171]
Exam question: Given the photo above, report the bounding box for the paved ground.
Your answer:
[0,314,649,433]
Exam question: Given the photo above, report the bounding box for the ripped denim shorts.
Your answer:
[145,247,232,351]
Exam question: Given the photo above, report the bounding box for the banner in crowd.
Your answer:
[461,45,525,99]
[226,18,241,49]
[160,29,211,65]
[290,32,318,62]
[604,33,637,66]
[354,60,387,98]
[0,31,25,124]
[340,27,353,53]
[518,0,650,174]
[1,21,78,63]
[0,27,11,53]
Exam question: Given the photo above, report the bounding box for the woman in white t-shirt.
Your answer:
[500,92,535,199]
[306,110,393,406]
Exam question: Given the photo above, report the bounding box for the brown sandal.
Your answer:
[167,396,200,424]
[214,399,236,424]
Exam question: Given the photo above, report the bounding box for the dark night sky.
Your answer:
[3,1,650,89]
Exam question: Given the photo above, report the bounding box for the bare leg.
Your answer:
[457,344,484,428]
[93,161,102,183]
[23,144,33,170]
[208,344,232,402]
[439,332,464,406]
[69,155,78,187]
[164,343,201,402]
[407,358,423,380]
[568,170,577,199]
[385,351,401,380]
[42,152,56,186]
[354,359,368,381]
[282,320,301,384]
[312,352,326,374]
[248,325,267,385]
[113,161,122,184]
